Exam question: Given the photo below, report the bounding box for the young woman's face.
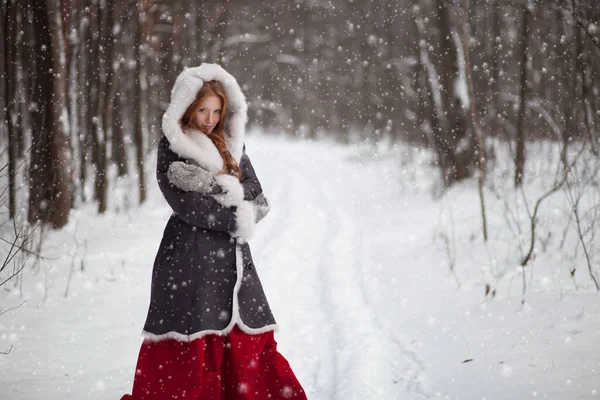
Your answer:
[193,95,222,134]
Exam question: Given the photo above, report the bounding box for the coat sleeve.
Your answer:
[239,144,263,201]
[157,135,237,232]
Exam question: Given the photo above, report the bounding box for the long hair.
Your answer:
[180,80,242,178]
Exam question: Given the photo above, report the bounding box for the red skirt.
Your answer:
[121,324,307,400]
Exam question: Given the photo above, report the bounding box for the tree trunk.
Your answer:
[133,1,147,204]
[461,0,488,241]
[67,0,80,209]
[3,0,18,219]
[303,1,316,139]
[28,0,71,228]
[514,2,531,187]
[490,0,501,137]
[87,0,101,204]
[77,0,91,203]
[16,0,30,158]
[47,0,72,227]
[93,0,117,214]
[415,0,475,186]
[112,90,128,177]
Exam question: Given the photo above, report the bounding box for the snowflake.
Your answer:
[281,385,294,398]
[237,382,248,394]
[218,310,229,321]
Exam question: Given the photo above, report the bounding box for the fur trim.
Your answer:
[235,323,280,335]
[253,192,271,223]
[232,201,256,243]
[182,128,224,174]
[212,174,245,207]
[162,63,247,172]
[141,244,278,342]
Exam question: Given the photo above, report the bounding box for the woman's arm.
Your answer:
[210,143,263,207]
[157,135,236,232]
[161,137,269,228]
[239,144,263,201]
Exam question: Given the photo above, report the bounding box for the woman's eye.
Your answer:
[215,110,221,114]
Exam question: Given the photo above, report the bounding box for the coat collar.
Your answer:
[163,63,248,174]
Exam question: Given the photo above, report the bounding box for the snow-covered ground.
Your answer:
[1,134,599,399]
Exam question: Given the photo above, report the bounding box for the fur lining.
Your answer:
[232,201,256,244]
[253,192,271,223]
[162,63,248,172]
[182,129,224,174]
[212,174,245,207]
[141,244,279,342]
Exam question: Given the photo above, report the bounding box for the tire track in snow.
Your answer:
[251,153,337,399]
[284,168,338,399]
[346,187,432,398]
[305,154,431,399]
[312,171,397,399]
[356,228,431,398]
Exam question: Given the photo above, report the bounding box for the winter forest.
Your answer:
[1,0,600,399]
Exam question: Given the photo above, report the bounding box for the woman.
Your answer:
[121,63,307,400]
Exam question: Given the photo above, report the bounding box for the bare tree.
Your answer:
[563,149,600,291]
[416,0,478,186]
[28,0,72,229]
[458,0,488,241]
[93,0,117,213]
[514,0,532,187]
[133,0,147,204]
[2,0,18,219]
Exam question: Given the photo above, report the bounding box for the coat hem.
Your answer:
[141,324,279,343]
[141,242,278,343]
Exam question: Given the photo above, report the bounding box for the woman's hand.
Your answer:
[167,161,221,194]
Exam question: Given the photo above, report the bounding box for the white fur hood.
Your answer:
[161,63,248,174]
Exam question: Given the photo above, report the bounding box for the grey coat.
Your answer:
[141,64,280,341]
[141,136,278,341]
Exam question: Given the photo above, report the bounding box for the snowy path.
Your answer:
[285,146,430,399]
[1,136,600,399]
